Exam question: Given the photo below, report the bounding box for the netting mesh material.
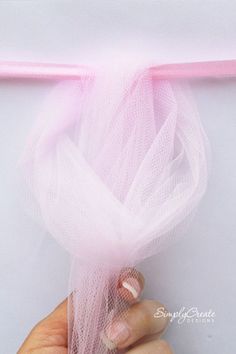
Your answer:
[20,65,209,353]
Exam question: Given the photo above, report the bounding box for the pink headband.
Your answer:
[1,59,236,80]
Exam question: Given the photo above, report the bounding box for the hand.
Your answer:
[18,269,173,353]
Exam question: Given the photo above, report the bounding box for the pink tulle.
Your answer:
[10,59,234,353]
[18,65,208,353]
[0,55,229,354]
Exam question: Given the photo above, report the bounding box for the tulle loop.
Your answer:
[21,65,209,353]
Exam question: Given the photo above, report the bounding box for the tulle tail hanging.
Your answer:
[68,260,137,353]
[20,62,209,353]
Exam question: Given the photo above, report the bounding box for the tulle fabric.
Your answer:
[20,65,209,353]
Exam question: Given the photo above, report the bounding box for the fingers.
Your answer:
[103,300,169,350]
[18,299,68,353]
[126,339,173,354]
[118,267,145,303]
[19,269,172,354]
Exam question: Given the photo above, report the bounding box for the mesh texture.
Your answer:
[20,64,209,353]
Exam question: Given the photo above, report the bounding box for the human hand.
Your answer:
[18,269,173,353]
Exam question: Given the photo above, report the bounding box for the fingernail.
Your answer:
[103,321,130,348]
[122,277,141,299]
[100,331,117,350]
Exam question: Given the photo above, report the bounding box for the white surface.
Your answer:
[0,1,236,353]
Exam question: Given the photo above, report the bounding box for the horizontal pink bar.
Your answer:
[0,60,236,81]
[0,61,92,80]
[150,60,236,79]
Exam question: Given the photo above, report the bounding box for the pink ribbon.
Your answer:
[0,59,236,80]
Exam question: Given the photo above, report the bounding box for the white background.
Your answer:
[0,1,236,353]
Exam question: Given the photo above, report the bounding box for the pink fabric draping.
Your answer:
[4,58,235,353]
